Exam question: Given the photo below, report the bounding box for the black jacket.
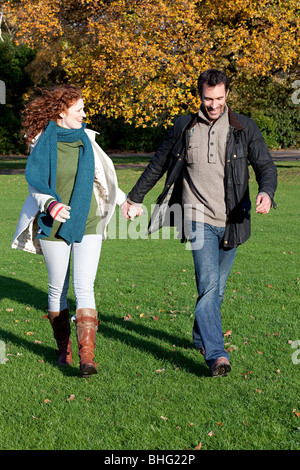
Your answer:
[128,107,277,248]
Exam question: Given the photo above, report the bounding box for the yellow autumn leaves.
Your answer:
[3,0,300,126]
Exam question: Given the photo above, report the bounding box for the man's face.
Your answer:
[201,83,229,122]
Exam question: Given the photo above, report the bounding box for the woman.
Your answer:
[12,85,127,377]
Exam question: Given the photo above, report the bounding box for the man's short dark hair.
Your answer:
[197,69,230,97]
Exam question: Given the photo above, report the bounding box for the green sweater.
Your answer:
[42,139,102,242]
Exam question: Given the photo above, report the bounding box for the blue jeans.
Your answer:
[187,222,237,368]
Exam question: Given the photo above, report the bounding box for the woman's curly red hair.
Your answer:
[23,85,83,147]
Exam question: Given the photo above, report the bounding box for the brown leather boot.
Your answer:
[75,308,99,377]
[47,308,73,366]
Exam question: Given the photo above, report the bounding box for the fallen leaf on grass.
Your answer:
[293,409,300,418]
[194,442,202,450]
[155,368,166,374]
[44,399,51,403]
[160,416,168,421]
[226,345,238,352]
[242,371,253,380]
[208,430,214,437]
[67,394,75,402]
[123,314,132,321]
[223,330,232,337]
[152,315,159,321]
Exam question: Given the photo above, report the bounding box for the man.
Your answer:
[122,69,277,377]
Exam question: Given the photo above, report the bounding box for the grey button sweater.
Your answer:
[182,106,229,226]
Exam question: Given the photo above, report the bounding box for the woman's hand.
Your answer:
[47,201,71,223]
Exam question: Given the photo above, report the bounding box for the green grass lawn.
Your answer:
[0,161,299,450]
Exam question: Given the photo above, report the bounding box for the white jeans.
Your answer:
[40,235,102,312]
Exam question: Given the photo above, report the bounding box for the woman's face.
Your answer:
[57,98,86,129]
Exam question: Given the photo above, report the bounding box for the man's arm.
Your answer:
[246,118,278,208]
[126,124,178,205]
[123,120,182,219]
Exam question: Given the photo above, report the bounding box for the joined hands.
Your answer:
[121,200,143,220]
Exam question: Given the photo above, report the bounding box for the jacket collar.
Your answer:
[228,107,245,131]
[188,106,245,131]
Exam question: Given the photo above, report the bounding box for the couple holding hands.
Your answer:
[12,69,277,378]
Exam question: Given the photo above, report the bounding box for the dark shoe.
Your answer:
[211,357,231,377]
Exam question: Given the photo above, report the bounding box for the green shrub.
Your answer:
[0,36,35,154]
[250,111,280,149]
[232,75,300,149]
[92,116,167,152]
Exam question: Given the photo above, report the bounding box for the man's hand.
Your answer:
[121,200,143,220]
[255,193,272,214]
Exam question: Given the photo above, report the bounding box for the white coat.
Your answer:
[11,129,126,254]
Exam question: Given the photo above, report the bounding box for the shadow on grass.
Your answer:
[98,312,209,377]
[0,275,79,376]
[0,327,78,375]
[0,274,47,310]
[0,275,209,377]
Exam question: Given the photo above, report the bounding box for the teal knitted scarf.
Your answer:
[25,120,95,244]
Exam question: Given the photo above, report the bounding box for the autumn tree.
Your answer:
[0,4,35,153]
[3,0,300,128]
